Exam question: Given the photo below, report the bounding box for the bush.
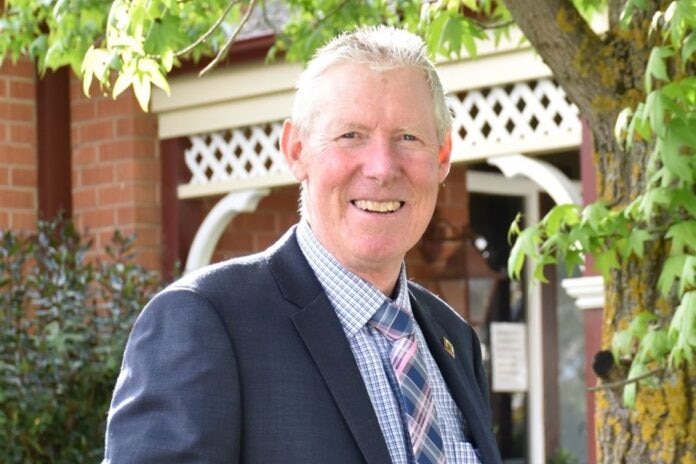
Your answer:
[0,217,164,463]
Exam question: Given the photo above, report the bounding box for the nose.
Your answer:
[361,136,400,185]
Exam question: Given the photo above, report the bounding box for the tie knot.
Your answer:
[369,302,414,340]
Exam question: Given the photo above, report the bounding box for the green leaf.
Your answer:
[161,48,174,72]
[669,291,696,366]
[628,311,658,339]
[622,378,636,408]
[623,360,649,408]
[638,187,671,218]
[682,31,696,63]
[564,249,584,277]
[636,328,671,364]
[507,212,523,244]
[625,228,652,259]
[658,254,687,295]
[614,107,633,145]
[595,249,619,279]
[507,226,538,279]
[612,329,632,359]
[670,117,696,148]
[645,90,665,136]
[138,57,169,94]
[112,71,133,99]
[533,261,549,283]
[671,188,696,217]
[132,73,151,112]
[666,221,696,255]
[680,256,696,295]
[581,201,609,232]
[543,204,580,235]
[645,46,673,91]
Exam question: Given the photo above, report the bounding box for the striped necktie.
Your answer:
[370,302,446,464]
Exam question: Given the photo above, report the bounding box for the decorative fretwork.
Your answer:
[179,79,580,198]
[449,79,580,158]
[185,122,285,186]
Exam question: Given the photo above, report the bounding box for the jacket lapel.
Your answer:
[269,229,392,464]
[410,289,501,464]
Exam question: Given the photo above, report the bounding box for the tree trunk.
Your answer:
[504,0,696,461]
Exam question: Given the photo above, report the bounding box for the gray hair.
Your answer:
[291,25,452,144]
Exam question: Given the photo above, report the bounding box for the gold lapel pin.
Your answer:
[442,337,455,359]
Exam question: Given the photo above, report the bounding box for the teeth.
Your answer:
[354,200,402,213]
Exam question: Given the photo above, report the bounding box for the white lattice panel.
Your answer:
[184,121,286,183]
[178,79,580,198]
[449,79,580,162]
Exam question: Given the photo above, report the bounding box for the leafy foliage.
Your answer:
[0,217,163,462]
[508,1,696,407]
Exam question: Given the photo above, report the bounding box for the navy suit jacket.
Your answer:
[104,227,502,463]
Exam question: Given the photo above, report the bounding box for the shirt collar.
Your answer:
[296,219,412,338]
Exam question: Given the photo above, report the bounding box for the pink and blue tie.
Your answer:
[370,302,447,464]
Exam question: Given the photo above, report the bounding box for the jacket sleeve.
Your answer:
[103,287,241,463]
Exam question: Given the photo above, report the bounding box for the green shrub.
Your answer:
[0,216,164,463]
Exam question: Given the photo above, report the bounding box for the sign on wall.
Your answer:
[490,322,529,392]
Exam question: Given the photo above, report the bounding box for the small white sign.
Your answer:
[490,322,528,392]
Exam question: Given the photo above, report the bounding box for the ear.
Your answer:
[437,131,452,183]
[280,119,308,182]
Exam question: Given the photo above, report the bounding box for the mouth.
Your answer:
[352,199,404,214]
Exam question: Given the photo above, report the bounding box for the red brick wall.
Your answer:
[407,164,469,282]
[0,58,38,230]
[69,77,161,269]
[208,185,301,263]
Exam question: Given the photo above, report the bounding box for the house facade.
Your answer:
[1,29,605,463]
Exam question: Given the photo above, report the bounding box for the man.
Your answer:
[103,26,501,463]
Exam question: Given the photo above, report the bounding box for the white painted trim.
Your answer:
[152,60,303,113]
[561,276,605,310]
[178,172,296,199]
[488,154,582,205]
[438,45,551,94]
[451,133,581,165]
[185,189,270,272]
[468,171,545,464]
[158,91,294,140]
[466,170,540,196]
[523,190,546,464]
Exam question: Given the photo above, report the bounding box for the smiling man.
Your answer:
[103,26,501,464]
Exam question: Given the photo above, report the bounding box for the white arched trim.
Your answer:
[185,189,270,273]
[487,153,582,206]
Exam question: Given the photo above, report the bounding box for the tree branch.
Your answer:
[588,367,664,392]
[174,0,243,58]
[310,0,351,30]
[199,0,257,76]
[260,0,278,35]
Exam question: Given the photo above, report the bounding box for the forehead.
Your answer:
[311,63,437,131]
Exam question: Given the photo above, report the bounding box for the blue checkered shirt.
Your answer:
[297,221,480,463]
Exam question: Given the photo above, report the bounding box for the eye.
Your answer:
[401,134,418,142]
[340,132,358,139]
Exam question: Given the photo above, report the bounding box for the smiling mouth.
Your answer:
[352,200,404,213]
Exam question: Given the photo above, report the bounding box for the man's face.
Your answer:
[282,63,451,291]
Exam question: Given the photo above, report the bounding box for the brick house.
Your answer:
[1,29,605,463]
